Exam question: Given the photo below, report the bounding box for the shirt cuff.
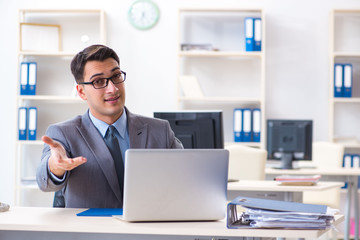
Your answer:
[47,162,67,184]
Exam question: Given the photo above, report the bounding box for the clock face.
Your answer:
[128,0,160,30]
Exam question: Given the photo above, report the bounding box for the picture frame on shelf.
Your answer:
[20,22,62,52]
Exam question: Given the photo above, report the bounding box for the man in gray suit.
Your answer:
[36,45,183,208]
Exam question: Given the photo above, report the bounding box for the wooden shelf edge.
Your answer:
[178,97,262,104]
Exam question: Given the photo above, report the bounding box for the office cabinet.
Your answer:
[15,9,106,206]
[329,9,360,149]
[177,9,266,148]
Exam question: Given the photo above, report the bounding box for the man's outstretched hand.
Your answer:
[42,136,87,178]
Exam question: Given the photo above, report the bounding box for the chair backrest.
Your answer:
[225,144,267,181]
[312,141,344,169]
[303,141,344,209]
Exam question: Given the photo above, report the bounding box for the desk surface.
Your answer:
[0,207,344,239]
[266,168,360,176]
[228,180,344,192]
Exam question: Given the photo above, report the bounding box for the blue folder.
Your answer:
[334,64,343,97]
[244,17,254,51]
[77,208,123,217]
[18,107,27,140]
[242,108,252,142]
[253,18,262,51]
[233,108,243,142]
[28,107,37,141]
[252,108,261,142]
[343,63,352,98]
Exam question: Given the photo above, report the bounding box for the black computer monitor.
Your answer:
[153,111,224,149]
[266,119,313,169]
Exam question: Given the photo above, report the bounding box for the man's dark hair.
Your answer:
[71,44,120,83]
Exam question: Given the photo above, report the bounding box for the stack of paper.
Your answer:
[227,196,336,229]
[274,174,321,186]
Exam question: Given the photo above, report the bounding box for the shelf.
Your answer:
[179,51,263,58]
[15,8,106,207]
[19,51,76,57]
[333,97,360,103]
[333,52,360,57]
[16,140,43,145]
[19,9,103,14]
[178,96,262,104]
[225,141,261,148]
[17,95,84,102]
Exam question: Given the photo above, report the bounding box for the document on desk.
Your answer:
[227,196,336,229]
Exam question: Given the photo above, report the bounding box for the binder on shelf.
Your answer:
[253,18,262,51]
[244,17,254,52]
[19,62,37,95]
[343,154,352,168]
[18,107,27,140]
[252,108,261,142]
[20,62,28,95]
[27,107,37,141]
[243,108,252,142]
[334,64,343,98]
[233,108,243,142]
[352,154,360,169]
[28,62,37,95]
[343,63,352,98]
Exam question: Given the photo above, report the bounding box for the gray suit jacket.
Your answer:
[36,107,183,208]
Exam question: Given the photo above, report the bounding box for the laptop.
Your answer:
[116,149,229,222]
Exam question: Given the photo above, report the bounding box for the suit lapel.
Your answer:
[77,112,122,202]
[127,108,148,148]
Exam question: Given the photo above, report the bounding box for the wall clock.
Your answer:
[128,0,160,30]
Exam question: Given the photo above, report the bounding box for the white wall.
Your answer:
[1,0,360,205]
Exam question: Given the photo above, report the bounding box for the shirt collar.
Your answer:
[88,109,128,139]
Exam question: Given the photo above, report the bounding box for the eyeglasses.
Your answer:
[78,71,126,89]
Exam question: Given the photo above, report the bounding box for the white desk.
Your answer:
[228,180,344,202]
[0,207,344,240]
[266,168,360,240]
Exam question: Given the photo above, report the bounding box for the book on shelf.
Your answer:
[180,43,217,51]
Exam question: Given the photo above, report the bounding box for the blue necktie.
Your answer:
[104,125,124,195]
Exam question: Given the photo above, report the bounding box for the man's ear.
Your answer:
[76,84,87,100]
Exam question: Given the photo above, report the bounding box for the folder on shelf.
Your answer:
[233,108,243,142]
[352,154,360,169]
[253,18,262,51]
[27,62,37,95]
[343,154,352,168]
[20,62,28,95]
[28,107,37,141]
[19,62,37,95]
[343,63,352,98]
[252,108,261,142]
[18,107,27,140]
[244,17,254,52]
[334,64,343,97]
[242,108,252,142]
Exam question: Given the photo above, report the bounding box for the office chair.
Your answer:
[302,141,344,208]
[225,144,267,181]
[302,141,344,240]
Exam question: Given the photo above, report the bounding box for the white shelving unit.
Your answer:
[15,9,106,206]
[177,9,266,148]
[329,9,360,150]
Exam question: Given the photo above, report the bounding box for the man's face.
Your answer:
[77,58,125,124]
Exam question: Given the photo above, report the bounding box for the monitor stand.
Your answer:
[280,153,294,169]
